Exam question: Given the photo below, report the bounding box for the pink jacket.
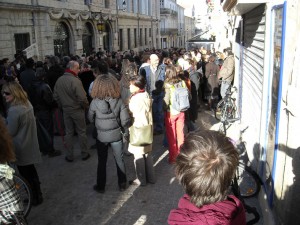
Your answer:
[168,194,246,225]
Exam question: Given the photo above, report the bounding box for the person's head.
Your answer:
[90,74,120,99]
[1,81,29,106]
[174,65,183,75]
[165,64,180,84]
[66,61,80,75]
[163,57,173,65]
[25,58,35,69]
[0,118,15,164]
[35,67,46,80]
[186,58,196,69]
[123,62,137,78]
[183,52,192,60]
[49,56,60,67]
[97,60,109,74]
[208,55,216,63]
[224,48,233,57]
[35,61,44,69]
[155,80,164,92]
[150,54,159,68]
[2,58,10,68]
[81,62,90,70]
[175,130,239,207]
[44,55,51,64]
[172,52,178,61]
[62,56,71,68]
[129,75,146,93]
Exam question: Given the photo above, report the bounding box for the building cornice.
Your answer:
[222,0,268,15]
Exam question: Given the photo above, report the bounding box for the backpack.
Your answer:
[171,82,190,112]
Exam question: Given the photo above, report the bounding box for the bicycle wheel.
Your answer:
[236,164,260,198]
[14,174,32,217]
[215,99,225,121]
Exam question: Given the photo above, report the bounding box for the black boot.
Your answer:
[31,179,43,206]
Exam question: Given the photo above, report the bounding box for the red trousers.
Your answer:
[165,112,185,163]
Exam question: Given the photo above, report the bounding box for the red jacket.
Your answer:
[168,195,246,225]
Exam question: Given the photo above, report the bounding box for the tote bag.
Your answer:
[129,124,153,146]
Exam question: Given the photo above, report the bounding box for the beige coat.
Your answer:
[128,91,153,154]
[218,55,235,82]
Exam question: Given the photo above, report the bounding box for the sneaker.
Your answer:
[48,150,62,157]
[93,185,105,193]
[81,153,91,161]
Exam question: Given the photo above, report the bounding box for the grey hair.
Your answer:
[66,61,79,70]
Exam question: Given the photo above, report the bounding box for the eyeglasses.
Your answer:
[2,91,11,96]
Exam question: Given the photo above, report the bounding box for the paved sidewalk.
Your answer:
[26,108,263,225]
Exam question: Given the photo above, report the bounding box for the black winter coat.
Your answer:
[28,79,55,112]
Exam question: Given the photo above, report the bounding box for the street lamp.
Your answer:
[96,12,105,33]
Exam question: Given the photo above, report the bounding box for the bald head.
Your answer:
[150,54,159,68]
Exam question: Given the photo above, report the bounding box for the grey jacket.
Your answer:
[6,102,41,166]
[53,72,89,112]
[88,97,131,143]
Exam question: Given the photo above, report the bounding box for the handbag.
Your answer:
[129,124,153,146]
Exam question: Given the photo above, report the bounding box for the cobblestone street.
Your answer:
[27,108,263,225]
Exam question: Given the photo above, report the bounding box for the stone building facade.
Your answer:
[0,0,162,60]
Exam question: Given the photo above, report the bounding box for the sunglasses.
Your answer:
[2,91,11,96]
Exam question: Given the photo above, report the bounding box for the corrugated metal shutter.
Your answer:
[240,4,266,161]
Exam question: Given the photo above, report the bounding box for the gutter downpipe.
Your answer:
[138,1,140,50]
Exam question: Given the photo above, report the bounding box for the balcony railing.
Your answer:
[160,8,178,16]
[160,28,178,35]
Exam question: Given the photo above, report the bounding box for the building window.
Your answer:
[104,0,109,8]
[134,28,137,47]
[14,33,30,53]
[127,28,131,49]
[140,28,143,46]
[145,28,147,46]
[82,23,93,56]
[119,29,123,51]
[160,0,164,7]
[53,22,70,57]
[149,28,151,37]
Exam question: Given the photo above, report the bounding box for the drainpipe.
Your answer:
[138,0,140,50]
[31,0,38,59]
[116,0,119,51]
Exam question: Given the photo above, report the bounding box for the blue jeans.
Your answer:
[96,139,126,189]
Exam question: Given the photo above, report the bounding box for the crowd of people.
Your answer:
[0,46,241,224]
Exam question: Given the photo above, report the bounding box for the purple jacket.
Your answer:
[168,194,246,225]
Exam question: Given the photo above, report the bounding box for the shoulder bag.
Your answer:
[129,124,153,146]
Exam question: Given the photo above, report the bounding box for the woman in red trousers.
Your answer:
[163,65,188,164]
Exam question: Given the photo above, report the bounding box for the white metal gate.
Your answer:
[240,4,266,164]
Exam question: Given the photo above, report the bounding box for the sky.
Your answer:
[177,0,208,16]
